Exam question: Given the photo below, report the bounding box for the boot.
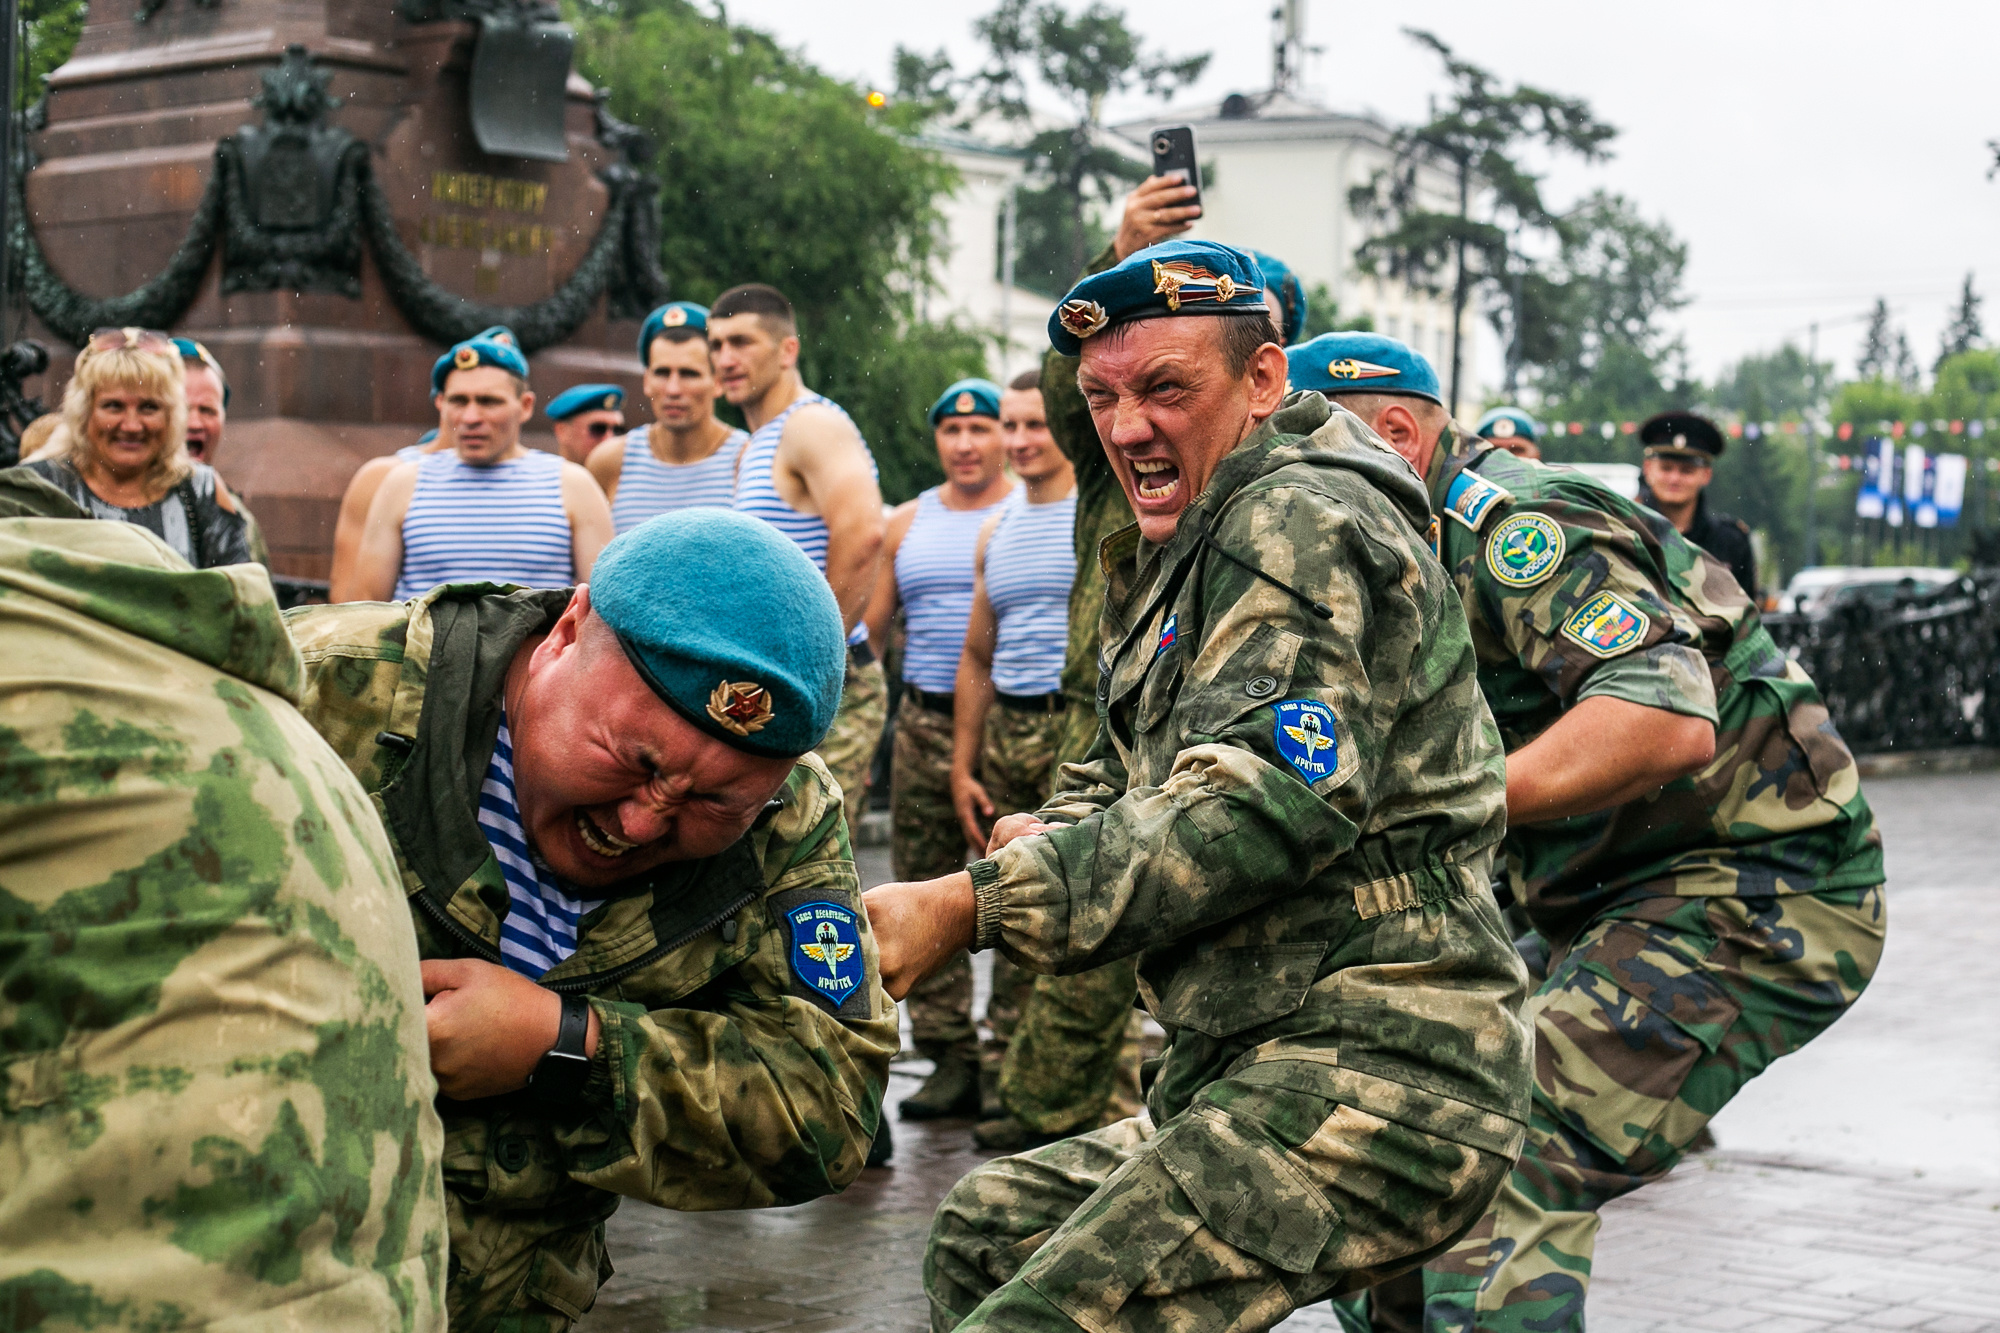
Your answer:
[866,1115,894,1167]
[972,1116,1060,1152]
[899,1051,980,1120]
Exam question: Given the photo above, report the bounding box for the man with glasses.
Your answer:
[1636,410,1756,595]
[546,383,626,467]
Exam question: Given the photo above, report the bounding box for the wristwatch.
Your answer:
[529,992,593,1104]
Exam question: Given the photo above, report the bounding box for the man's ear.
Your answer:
[780,334,801,370]
[518,389,536,418]
[1246,342,1289,419]
[532,586,592,673]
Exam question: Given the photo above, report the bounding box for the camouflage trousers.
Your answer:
[443,1190,619,1333]
[894,693,978,1062]
[976,704,1144,1134]
[1405,882,1887,1333]
[927,1087,1511,1333]
[818,653,888,833]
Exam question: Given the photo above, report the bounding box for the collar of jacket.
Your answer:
[380,585,767,968]
[1425,420,1494,517]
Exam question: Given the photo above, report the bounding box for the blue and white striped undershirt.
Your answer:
[984,489,1077,696]
[611,424,747,533]
[479,715,604,977]
[895,484,1013,694]
[733,390,877,646]
[396,450,574,600]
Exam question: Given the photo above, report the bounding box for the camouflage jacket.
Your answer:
[284,589,898,1232]
[1424,426,1884,945]
[0,517,447,1330]
[969,394,1530,1163]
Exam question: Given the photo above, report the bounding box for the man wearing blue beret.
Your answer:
[1291,332,1882,1333]
[287,509,900,1332]
[343,333,614,604]
[590,302,749,531]
[545,383,626,467]
[867,240,1532,1333]
[1474,405,1541,460]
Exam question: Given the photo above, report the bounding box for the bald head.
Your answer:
[1327,392,1451,476]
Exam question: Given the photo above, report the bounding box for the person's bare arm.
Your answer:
[861,501,916,655]
[1506,695,1716,825]
[780,407,884,632]
[950,515,1004,848]
[1110,173,1203,262]
[561,459,616,581]
[329,456,399,602]
[347,461,419,603]
[586,434,626,505]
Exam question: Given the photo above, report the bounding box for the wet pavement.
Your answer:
[578,770,2000,1333]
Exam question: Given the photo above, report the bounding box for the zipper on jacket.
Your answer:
[410,886,504,964]
[542,889,759,995]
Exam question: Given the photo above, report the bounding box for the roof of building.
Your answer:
[1110,90,1395,147]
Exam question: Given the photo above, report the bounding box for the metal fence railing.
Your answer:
[1763,573,2000,753]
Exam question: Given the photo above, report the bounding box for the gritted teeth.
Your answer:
[1131,458,1180,501]
[1131,459,1173,473]
[576,810,638,858]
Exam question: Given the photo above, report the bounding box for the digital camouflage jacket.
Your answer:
[970,393,1532,1170]
[283,588,899,1308]
[0,516,448,1331]
[1423,426,1884,946]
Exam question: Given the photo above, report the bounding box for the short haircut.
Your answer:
[1008,368,1042,392]
[1327,391,1450,437]
[711,283,798,339]
[1216,313,1283,376]
[61,339,190,492]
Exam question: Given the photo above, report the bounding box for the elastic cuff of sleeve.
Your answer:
[580,998,630,1114]
[968,858,1006,952]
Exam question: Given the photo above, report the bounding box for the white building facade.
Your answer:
[912,130,1056,385]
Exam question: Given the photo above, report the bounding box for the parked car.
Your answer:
[1778,566,1964,617]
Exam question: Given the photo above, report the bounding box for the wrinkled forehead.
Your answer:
[1076,317,1221,388]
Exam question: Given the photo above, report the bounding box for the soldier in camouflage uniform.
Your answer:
[1296,333,1886,1333]
[866,242,1533,1333]
[286,510,899,1331]
[0,476,450,1330]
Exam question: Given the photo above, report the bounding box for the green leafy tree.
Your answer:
[1297,282,1374,340]
[1855,298,1897,380]
[911,0,1207,297]
[1938,272,1983,370]
[1710,343,1831,421]
[20,0,84,109]
[1348,29,1615,409]
[1932,348,2000,422]
[569,0,988,501]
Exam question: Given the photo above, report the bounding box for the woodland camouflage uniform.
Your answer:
[925,394,1532,1333]
[820,653,887,831]
[0,498,449,1331]
[286,586,900,1332]
[1391,425,1887,1333]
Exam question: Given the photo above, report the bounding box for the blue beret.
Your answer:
[547,384,626,421]
[928,378,1003,426]
[1048,239,1272,357]
[1247,251,1309,347]
[172,337,230,408]
[1475,407,1540,445]
[475,325,520,348]
[416,428,439,445]
[589,509,847,758]
[638,302,710,363]
[1284,332,1443,405]
[432,334,531,395]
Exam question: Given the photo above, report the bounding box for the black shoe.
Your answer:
[899,1054,980,1120]
[866,1115,894,1167]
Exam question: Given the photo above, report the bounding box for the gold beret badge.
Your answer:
[708,680,775,736]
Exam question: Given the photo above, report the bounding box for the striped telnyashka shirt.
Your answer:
[733,389,877,647]
[479,716,604,977]
[395,450,573,600]
[984,489,1077,697]
[611,425,747,533]
[895,485,1012,694]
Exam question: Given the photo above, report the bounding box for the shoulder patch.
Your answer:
[771,889,871,1017]
[1443,470,1510,531]
[1270,699,1338,784]
[1485,513,1565,589]
[1559,591,1651,659]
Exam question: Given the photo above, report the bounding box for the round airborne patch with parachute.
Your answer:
[1485,513,1565,589]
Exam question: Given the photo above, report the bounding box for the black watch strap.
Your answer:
[529,992,593,1104]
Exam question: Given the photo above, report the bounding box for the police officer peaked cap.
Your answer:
[1475,407,1540,444]
[546,384,626,421]
[1048,239,1271,357]
[432,333,531,395]
[1639,411,1725,460]
[638,302,710,363]
[1284,332,1443,405]
[1247,250,1309,347]
[928,378,1003,426]
[589,509,847,758]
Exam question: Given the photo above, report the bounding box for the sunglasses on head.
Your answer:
[86,327,175,355]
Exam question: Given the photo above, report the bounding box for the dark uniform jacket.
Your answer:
[1638,483,1756,597]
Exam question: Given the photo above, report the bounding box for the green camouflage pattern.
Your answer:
[1415,883,1885,1333]
[892,695,977,1063]
[285,588,899,1331]
[1423,427,1884,948]
[0,518,447,1331]
[819,655,887,832]
[938,394,1533,1332]
[976,707,1062,1088]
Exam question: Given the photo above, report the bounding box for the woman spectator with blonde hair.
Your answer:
[25,326,256,568]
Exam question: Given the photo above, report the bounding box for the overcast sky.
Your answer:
[726,0,1999,386]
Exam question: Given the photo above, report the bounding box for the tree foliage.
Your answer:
[1938,272,1984,370]
[568,0,988,501]
[20,0,84,109]
[1349,29,1615,405]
